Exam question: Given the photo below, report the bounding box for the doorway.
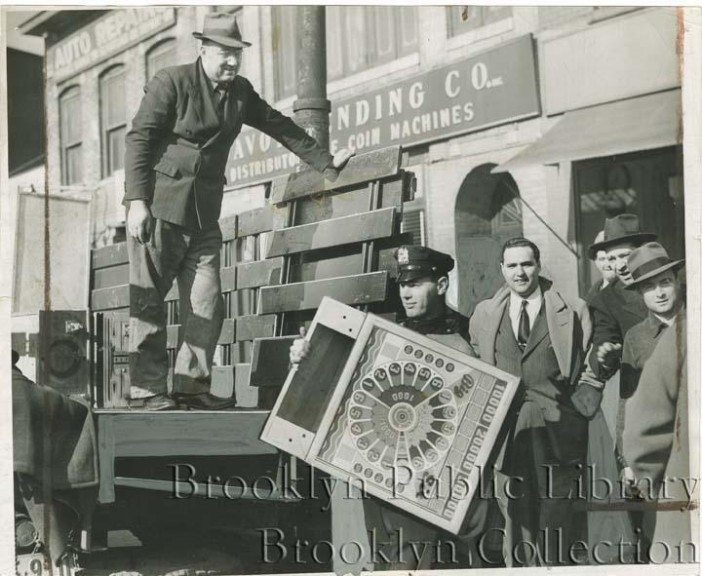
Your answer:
[454,164,523,316]
[574,146,684,295]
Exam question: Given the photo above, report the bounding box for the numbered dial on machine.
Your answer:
[347,360,458,473]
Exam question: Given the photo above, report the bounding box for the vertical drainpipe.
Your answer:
[293,6,330,151]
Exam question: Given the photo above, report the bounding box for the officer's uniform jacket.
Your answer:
[124,59,333,230]
[400,307,475,357]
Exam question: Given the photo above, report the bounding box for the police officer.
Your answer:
[290,246,498,570]
[290,245,473,362]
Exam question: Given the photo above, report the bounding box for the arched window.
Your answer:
[59,85,83,185]
[146,38,177,80]
[99,65,126,177]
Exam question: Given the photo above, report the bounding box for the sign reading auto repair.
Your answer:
[226,34,540,189]
[47,7,176,82]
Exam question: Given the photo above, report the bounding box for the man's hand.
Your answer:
[324,149,355,182]
[597,342,622,370]
[127,200,153,244]
[571,381,603,419]
[332,148,355,169]
[622,467,642,499]
[289,327,310,365]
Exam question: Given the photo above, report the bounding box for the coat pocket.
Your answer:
[153,158,181,179]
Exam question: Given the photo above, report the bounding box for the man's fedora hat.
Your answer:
[625,242,684,289]
[193,13,252,48]
[588,213,657,254]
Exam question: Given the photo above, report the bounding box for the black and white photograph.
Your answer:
[1,4,700,576]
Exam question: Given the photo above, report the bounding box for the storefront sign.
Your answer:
[47,7,176,82]
[226,34,540,189]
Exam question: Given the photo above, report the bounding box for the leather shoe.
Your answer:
[129,393,179,411]
[178,392,237,411]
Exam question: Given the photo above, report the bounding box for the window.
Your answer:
[272,7,298,101]
[146,38,177,80]
[59,86,83,185]
[99,65,126,177]
[273,7,419,100]
[446,6,512,37]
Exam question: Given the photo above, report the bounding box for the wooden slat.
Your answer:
[96,411,277,457]
[221,266,237,292]
[265,207,396,258]
[92,242,129,269]
[235,314,276,342]
[234,363,259,408]
[258,271,388,314]
[236,257,284,289]
[249,336,297,387]
[218,318,236,344]
[269,146,401,204]
[380,173,412,208]
[93,263,129,289]
[236,204,289,237]
[220,215,237,242]
[212,365,235,398]
[92,285,129,310]
[237,206,273,237]
[165,318,235,348]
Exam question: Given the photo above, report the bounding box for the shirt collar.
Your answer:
[509,285,542,307]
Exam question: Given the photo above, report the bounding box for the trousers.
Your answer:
[128,218,224,395]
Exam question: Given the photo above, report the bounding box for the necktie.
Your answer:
[215,85,227,119]
[518,299,530,350]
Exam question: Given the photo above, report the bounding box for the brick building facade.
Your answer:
[21,6,684,313]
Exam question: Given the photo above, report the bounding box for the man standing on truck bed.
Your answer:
[123,13,352,410]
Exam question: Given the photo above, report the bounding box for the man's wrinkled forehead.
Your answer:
[201,40,242,56]
[606,241,637,257]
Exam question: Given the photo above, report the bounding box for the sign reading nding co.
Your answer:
[227,34,540,188]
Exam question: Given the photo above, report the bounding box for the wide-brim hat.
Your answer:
[193,13,252,48]
[625,241,685,289]
[589,213,657,254]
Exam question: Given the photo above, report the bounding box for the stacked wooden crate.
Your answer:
[89,145,416,408]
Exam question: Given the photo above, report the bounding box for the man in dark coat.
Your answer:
[615,242,685,551]
[123,14,352,410]
[623,310,690,560]
[469,238,593,566]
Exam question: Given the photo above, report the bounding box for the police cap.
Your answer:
[394,245,454,283]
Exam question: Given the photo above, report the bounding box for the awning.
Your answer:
[493,89,681,173]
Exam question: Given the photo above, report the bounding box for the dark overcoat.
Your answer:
[124,59,332,230]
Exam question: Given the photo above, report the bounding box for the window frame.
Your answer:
[58,85,83,186]
[445,6,514,50]
[145,37,177,81]
[272,6,420,101]
[99,64,127,178]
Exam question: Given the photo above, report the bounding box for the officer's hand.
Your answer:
[571,381,603,419]
[127,200,153,244]
[597,342,622,370]
[332,148,355,170]
[622,467,641,499]
[289,326,310,365]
